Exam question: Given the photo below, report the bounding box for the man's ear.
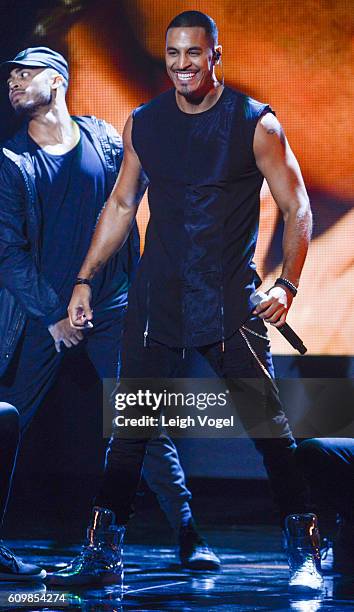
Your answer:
[51,73,64,90]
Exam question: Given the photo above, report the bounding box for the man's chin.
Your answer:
[11,100,32,116]
[11,92,52,117]
[13,105,33,118]
[176,88,208,106]
[176,83,200,98]
[176,86,192,98]
[13,101,45,119]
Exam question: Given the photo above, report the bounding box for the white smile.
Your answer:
[175,72,196,82]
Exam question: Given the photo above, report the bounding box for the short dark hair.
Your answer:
[166,11,218,47]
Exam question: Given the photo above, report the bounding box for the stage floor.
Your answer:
[0,526,353,611]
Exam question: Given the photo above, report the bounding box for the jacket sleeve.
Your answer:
[0,156,67,326]
[103,121,141,279]
[104,120,149,191]
[102,120,123,178]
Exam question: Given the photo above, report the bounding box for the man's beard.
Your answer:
[13,90,52,118]
[178,87,207,105]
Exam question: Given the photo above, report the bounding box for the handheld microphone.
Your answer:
[250,290,307,355]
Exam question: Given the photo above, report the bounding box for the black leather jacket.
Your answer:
[0,116,139,376]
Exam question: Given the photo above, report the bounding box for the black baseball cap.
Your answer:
[0,46,69,83]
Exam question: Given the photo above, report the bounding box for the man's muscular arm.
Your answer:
[68,114,147,327]
[253,112,312,327]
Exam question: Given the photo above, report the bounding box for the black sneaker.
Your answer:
[0,543,46,582]
[179,520,221,571]
[48,507,124,587]
[284,513,323,591]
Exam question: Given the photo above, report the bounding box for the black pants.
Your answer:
[296,438,354,522]
[0,403,19,525]
[0,308,192,531]
[96,315,308,523]
[0,310,126,525]
[0,310,126,432]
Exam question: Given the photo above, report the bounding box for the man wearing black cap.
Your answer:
[0,46,219,582]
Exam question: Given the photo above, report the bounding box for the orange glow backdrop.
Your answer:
[53,0,353,355]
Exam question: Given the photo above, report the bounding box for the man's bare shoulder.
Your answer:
[258,112,283,136]
[254,113,286,156]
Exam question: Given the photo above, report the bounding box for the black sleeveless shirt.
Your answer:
[130,86,274,348]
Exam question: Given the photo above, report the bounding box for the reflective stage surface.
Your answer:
[0,527,353,611]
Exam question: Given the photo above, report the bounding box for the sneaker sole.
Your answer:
[0,569,46,582]
[181,561,221,571]
[289,582,324,592]
[47,572,122,587]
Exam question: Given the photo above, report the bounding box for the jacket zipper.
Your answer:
[220,284,225,352]
[5,158,35,356]
[5,313,25,357]
[143,281,150,347]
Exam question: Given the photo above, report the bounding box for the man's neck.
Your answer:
[175,80,224,114]
[28,104,80,155]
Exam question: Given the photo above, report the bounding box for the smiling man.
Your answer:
[62,11,318,590]
[165,21,222,106]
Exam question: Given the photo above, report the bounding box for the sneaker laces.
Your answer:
[71,543,118,573]
[73,544,101,563]
[182,529,219,562]
[195,540,212,553]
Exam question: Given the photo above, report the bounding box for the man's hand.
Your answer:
[253,285,293,328]
[48,317,84,353]
[67,284,93,329]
